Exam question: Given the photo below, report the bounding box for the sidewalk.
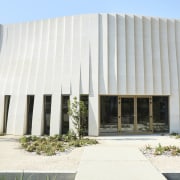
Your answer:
[75,136,167,180]
[1,135,180,179]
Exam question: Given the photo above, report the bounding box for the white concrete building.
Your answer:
[0,13,180,136]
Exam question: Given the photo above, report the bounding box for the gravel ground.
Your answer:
[0,135,180,173]
[0,135,84,171]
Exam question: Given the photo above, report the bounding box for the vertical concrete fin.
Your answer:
[31,95,44,135]
[53,18,64,94]
[134,16,145,94]
[50,94,62,135]
[44,19,57,93]
[89,14,99,136]
[143,16,153,94]
[175,20,180,132]
[80,15,90,94]
[117,14,126,94]
[167,19,180,133]
[151,17,162,94]
[62,16,72,94]
[99,14,108,94]
[125,15,136,94]
[108,14,117,94]
[35,20,50,94]
[159,18,170,95]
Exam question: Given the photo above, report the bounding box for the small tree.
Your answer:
[68,97,88,139]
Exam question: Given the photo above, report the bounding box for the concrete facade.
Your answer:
[0,14,180,136]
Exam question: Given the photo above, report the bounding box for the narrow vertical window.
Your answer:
[3,95,11,133]
[44,95,52,135]
[62,95,69,134]
[80,95,89,135]
[27,95,34,134]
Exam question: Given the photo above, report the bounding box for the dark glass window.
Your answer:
[100,96,118,128]
[44,95,52,135]
[62,95,69,134]
[80,95,88,135]
[3,95,10,133]
[27,95,34,135]
[153,96,169,132]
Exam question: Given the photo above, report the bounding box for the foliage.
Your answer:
[154,143,165,155]
[19,134,98,156]
[141,143,180,156]
[68,97,88,139]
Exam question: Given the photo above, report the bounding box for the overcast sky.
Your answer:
[0,0,180,24]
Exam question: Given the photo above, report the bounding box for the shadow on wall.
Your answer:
[0,24,3,53]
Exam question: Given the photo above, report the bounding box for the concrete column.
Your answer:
[89,95,99,136]
[31,95,44,135]
[14,95,27,135]
[170,94,180,133]
[6,95,17,134]
[167,19,180,133]
[50,94,62,135]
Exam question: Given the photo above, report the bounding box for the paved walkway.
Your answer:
[75,137,166,180]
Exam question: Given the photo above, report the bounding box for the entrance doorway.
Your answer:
[100,96,118,133]
[120,98,134,132]
[100,96,169,134]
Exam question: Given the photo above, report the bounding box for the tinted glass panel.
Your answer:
[153,96,169,132]
[137,98,150,132]
[3,95,10,133]
[27,95,34,134]
[44,95,51,135]
[100,96,118,132]
[80,95,88,135]
[121,98,134,131]
[62,96,69,134]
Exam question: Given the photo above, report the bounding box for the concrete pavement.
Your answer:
[75,140,166,180]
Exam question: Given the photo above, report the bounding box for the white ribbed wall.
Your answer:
[0,14,180,135]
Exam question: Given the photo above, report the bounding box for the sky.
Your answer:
[0,0,180,24]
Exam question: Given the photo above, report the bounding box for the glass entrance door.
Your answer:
[100,96,168,134]
[121,98,134,132]
[100,96,118,133]
[137,98,150,132]
[118,96,152,133]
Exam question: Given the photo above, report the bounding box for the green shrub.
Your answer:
[154,144,164,155]
[19,133,98,156]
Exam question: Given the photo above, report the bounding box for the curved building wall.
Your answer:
[0,14,179,135]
